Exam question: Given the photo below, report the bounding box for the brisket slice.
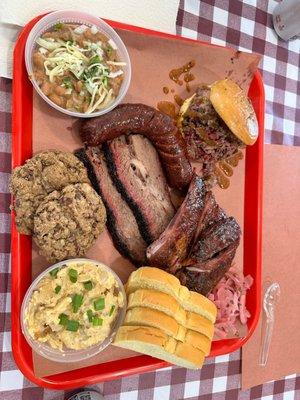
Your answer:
[75,148,147,265]
[104,135,175,244]
[177,241,239,296]
[146,175,208,272]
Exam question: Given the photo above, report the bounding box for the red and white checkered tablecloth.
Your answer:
[1,1,300,399]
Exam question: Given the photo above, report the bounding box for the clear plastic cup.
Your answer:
[25,10,131,118]
[21,258,126,363]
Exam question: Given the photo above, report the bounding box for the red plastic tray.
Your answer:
[11,15,264,389]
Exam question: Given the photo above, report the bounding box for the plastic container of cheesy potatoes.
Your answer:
[20,258,126,363]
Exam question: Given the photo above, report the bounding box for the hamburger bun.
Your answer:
[210,79,258,145]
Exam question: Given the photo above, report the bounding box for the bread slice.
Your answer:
[127,289,214,340]
[126,267,217,323]
[124,307,212,355]
[125,306,180,338]
[127,288,186,324]
[113,325,205,369]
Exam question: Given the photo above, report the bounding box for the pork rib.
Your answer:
[177,241,240,295]
[146,174,208,272]
[185,217,241,265]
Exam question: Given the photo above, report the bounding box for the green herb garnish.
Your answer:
[102,76,108,87]
[93,297,105,311]
[87,309,94,322]
[59,313,68,326]
[68,268,78,283]
[83,280,93,291]
[66,320,79,332]
[109,305,115,316]
[92,316,103,326]
[50,267,59,278]
[89,55,101,65]
[62,77,73,89]
[106,45,113,56]
[72,294,84,313]
[55,285,61,294]
[54,22,64,31]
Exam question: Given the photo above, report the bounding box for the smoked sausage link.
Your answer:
[80,103,193,189]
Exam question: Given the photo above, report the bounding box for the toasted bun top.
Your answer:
[210,79,258,145]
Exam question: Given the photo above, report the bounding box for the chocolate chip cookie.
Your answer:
[10,150,90,234]
[33,183,106,262]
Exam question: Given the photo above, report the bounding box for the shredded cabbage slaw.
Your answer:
[35,27,125,114]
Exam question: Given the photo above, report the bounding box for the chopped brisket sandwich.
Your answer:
[178,79,259,168]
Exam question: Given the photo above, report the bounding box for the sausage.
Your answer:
[80,103,193,189]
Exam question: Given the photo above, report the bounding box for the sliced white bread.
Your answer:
[127,289,214,340]
[113,325,205,369]
[126,267,217,323]
[124,307,212,355]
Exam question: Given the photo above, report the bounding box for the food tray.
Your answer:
[11,15,264,389]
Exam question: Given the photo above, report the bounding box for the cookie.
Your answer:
[10,150,90,234]
[33,183,106,262]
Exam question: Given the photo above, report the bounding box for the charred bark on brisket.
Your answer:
[103,135,175,245]
[75,148,147,265]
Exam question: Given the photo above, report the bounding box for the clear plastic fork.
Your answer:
[259,282,281,366]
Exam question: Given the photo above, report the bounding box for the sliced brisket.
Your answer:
[75,147,147,265]
[104,135,175,244]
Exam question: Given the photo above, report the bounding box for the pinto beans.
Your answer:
[49,94,63,107]
[75,81,83,93]
[54,85,67,96]
[33,53,45,70]
[41,82,52,96]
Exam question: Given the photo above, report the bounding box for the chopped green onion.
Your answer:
[102,76,108,87]
[93,297,105,311]
[72,294,84,313]
[55,285,61,294]
[92,316,103,326]
[66,320,79,332]
[87,309,94,322]
[58,313,68,326]
[106,45,113,56]
[68,268,78,283]
[89,55,101,65]
[50,267,59,278]
[54,22,64,31]
[63,77,73,89]
[83,280,93,291]
[109,305,115,316]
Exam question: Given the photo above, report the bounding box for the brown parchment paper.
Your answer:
[242,144,300,390]
[30,28,261,377]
